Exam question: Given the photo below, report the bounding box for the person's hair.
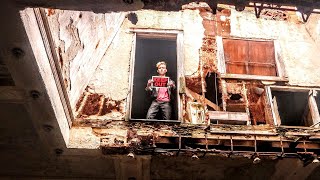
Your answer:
[156,61,166,68]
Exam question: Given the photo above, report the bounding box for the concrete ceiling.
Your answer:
[1,0,320,179]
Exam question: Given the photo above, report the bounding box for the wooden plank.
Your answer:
[216,36,226,74]
[0,86,26,103]
[274,40,288,78]
[185,87,221,111]
[221,79,227,111]
[248,40,276,76]
[272,96,282,126]
[223,39,248,74]
[208,111,249,121]
[220,73,288,81]
[308,93,320,127]
[296,142,320,149]
[177,32,184,122]
[271,141,290,148]
[269,86,319,92]
[129,28,181,35]
[127,33,136,120]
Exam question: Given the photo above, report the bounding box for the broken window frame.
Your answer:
[127,28,184,122]
[266,86,320,127]
[216,36,288,81]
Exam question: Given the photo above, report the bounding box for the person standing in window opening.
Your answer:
[145,61,175,120]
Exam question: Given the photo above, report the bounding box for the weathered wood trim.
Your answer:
[127,33,137,121]
[272,96,282,126]
[217,37,289,81]
[269,85,320,92]
[220,74,288,81]
[266,86,279,126]
[274,40,288,78]
[34,8,73,127]
[309,91,320,128]
[216,36,226,74]
[128,30,184,121]
[129,28,182,34]
[177,32,184,121]
[221,79,227,111]
[208,111,249,121]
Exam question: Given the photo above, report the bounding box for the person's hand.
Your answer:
[147,79,153,86]
[167,80,174,87]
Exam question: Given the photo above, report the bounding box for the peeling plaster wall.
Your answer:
[229,8,320,86]
[46,9,126,109]
[306,13,320,50]
[88,10,204,100]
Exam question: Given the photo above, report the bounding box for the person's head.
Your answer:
[156,61,167,76]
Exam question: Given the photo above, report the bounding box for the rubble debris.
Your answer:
[95,121,320,157]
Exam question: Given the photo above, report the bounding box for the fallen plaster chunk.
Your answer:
[68,127,100,149]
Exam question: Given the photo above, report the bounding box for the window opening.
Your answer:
[205,73,222,111]
[130,37,178,120]
[271,90,310,126]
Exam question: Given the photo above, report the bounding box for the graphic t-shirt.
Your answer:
[156,87,170,102]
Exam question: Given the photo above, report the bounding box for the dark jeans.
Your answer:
[146,100,171,120]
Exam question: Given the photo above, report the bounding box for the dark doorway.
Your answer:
[131,37,178,120]
[205,73,222,111]
[272,91,309,126]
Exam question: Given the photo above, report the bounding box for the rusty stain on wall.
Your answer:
[75,89,125,120]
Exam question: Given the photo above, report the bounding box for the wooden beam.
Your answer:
[309,93,320,128]
[272,96,282,126]
[185,87,221,111]
[220,73,288,81]
[0,86,26,103]
[269,85,320,92]
[208,111,249,122]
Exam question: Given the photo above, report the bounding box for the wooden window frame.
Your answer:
[216,36,288,81]
[266,86,320,127]
[126,28,184,122]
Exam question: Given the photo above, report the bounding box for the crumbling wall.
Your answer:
[81,9,205,121]
[229,8,320,87]
[45,9,126,110]
[87,9,204,100]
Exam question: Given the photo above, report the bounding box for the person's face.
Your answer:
[157,64,167,76]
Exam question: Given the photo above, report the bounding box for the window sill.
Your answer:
[130,118,181,123]
[220,74,288,82]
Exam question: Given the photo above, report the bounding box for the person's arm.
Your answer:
[145,79,153,91]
